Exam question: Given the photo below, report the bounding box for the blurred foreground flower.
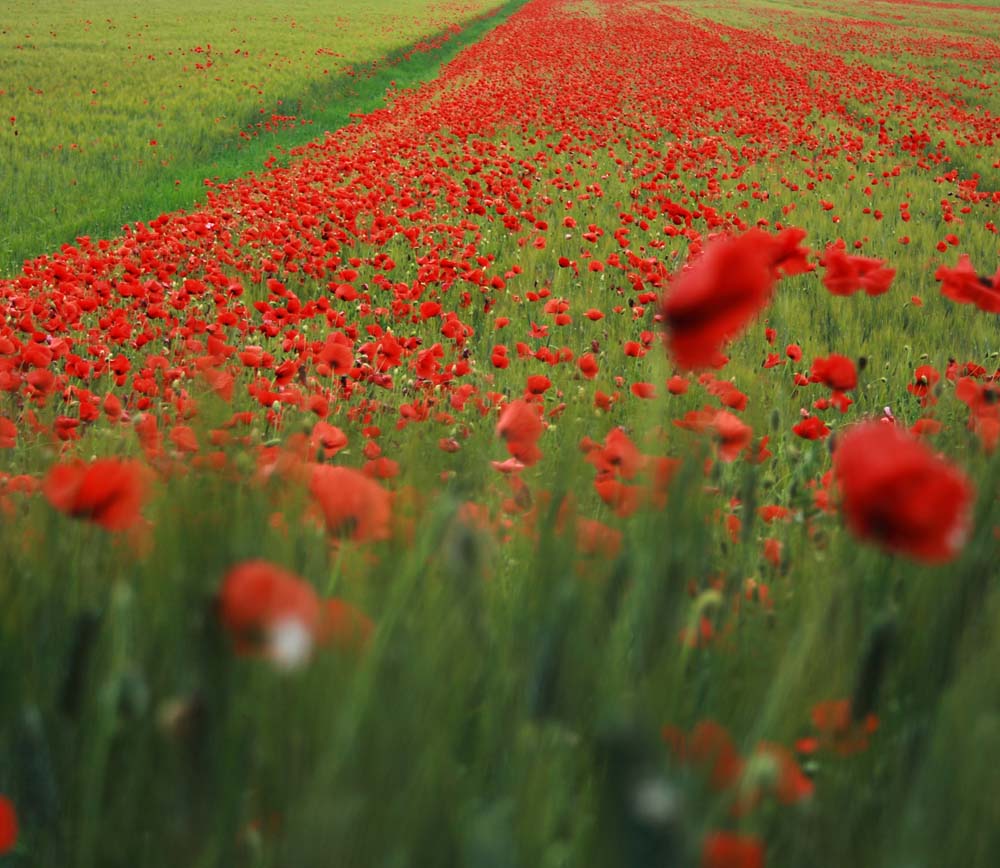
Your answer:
[833,422,973,563]
[496,399,544,465]
[662,228,805,370]
[43,457,150,531]
[935,254,1000,312]
[0,795,17,854]
[820,246,895,296]
[219,560,373,668]
[702,831,764,868]
[309,464,392,541]
[219,560,321,669]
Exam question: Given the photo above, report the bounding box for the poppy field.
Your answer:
[1,0,999,865]
[0,0,511,272]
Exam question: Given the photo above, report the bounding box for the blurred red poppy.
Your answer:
[309,464,392,541]
[662,230,779,370]
[496,399,544,466]
[792,416,830,440]
[833,423,973,562]
[936,255,1000,312]
[702,832,764,868]
[43,458,150,531]
[811,354,857,391]
[219,560,321,667]
[0,796,16,855]
[821,246,895,296]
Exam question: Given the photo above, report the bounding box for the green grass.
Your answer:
[0,0,511,274]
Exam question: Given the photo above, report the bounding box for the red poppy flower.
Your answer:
[578,352,599,379]
[935,255,1000,312]
[702,832,764,868]
[907,365,940,406]
[496,399,544,466]
[955,377,1000,451]
[674,408,752,461]
[833,423,973,562]
[762,538,783,567]
[811,354,857,391]
[310,421,349,458]
[910,417,943,438]
[594,477,643,518]
[0,796,17,855]
[667,375,689,394]
[662,229,779,370]
[525,374,552,396]
[792,416,830,440]
[584,427,644,480]
[169,424,200,454]
[0,417,16,449]
[712,411,753,462]
[707,379,748,411]
[491,457,526,474]
[219,560,321,667]
[767,226,812,276]
[309,464,392,541]
[43,458,150,531]
[821,246,895,296]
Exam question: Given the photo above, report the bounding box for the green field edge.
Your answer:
[2,0,528,277]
